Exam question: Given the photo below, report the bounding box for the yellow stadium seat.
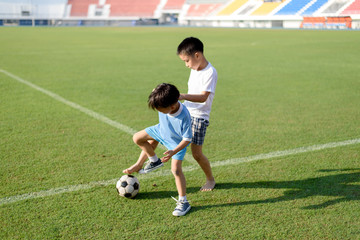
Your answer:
[251,1,284,16]
[217,0,249,16]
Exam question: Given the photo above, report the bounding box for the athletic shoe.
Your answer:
[139,158,164,174]
[172,196,191,216]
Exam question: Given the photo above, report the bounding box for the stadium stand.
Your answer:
[342,0,360,15]
[321,0,349,14]
[68,0,98,17]
[163,0,186,10]
[1,0,360,28]
[0,0,67,19]
[251,1,284,16]
[160,0,186,24]
[217,0,249,16]
[275,0,313,15]
[236,0,263,15]
[106,0,160,17]
[301,0,329,15]
[186,3,223,16]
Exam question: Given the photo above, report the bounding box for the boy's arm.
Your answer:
[179,91,210,103]
[161,139,191,162]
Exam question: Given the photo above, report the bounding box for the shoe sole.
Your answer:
[141,163,164,174]
[172,205,191,217]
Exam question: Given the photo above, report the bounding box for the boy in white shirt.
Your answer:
[123,83,192,216]
[177,37,218,192]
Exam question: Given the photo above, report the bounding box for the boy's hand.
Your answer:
[162,150,175,162]
[178,94,185,101]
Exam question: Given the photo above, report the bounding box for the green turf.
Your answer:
[0,27,359,239]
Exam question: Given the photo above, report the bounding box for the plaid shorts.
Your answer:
[191,117,210,145]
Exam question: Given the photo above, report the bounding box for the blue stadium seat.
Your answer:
[302,0,329,15]
[275,0,313,15]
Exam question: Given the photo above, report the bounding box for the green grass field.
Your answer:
[0,27,359,239]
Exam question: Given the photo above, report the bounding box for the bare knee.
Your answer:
[133,131,150,146]
[193,148,207,162]
[132,132,142,145]
[191,144,205,161]
[171,166,182,177]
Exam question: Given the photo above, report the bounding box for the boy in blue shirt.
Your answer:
[123,83,192,216]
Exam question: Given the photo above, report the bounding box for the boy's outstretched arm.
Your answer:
[179,91,210,103]
[162,140,191,162]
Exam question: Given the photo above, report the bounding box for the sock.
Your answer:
[179,195,187,202]
[149,154,158,162]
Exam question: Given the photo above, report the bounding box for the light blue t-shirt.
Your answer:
[146,102,192,160]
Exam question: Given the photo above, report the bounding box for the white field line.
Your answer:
[0,69,197,164]
[0,69,137,135]
[1,138,360,206]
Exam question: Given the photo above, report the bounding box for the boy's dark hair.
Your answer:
[177,37,204,56]
[148,83,180,110]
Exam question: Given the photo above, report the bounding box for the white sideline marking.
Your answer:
[211,138,360,167]
[1,138,360,206]
[0,69,137,135]
[0,69,197,164]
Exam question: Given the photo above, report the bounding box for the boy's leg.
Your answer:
[191,143,216,191]
[123,141,158,174]
[171,159,191,216]
[171,159,186,197]
[123,130,158,174]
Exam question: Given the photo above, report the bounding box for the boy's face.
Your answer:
[156,106,172,114]
[178,52,202,71]
[156,102,179,115]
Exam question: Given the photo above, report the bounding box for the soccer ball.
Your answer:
[116,175,140,199]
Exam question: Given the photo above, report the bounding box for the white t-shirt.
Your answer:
[183,62,217,121]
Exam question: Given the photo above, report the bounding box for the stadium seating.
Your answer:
[163,0,186,10]
[106,0,160,17]
[275,0,312,15]
[217,0,249,16]
[186,3,223,17]
[321,0,348,14]
[68,0,99,17]
[301,0,328,15]
[1,0,67,19]
[236,1,263,15]
[251,1,284,16]
[342,0,360,15]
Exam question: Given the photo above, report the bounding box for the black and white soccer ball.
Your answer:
[116,175,140,198]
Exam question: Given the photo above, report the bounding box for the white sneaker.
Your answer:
[172,196,191,216]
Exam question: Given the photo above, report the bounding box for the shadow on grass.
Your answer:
[192,168,360,212]
[135,186,200,200]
